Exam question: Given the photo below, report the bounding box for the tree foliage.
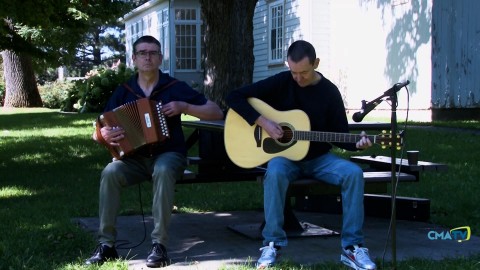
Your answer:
[0,0,135,107]
[0,0,134,67]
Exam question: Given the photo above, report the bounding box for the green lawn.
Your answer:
[0,108,479,269]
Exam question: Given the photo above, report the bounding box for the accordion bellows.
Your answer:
[99,98,169,159]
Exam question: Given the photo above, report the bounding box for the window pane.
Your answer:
[269,3,284,62]
[175,22,197,70]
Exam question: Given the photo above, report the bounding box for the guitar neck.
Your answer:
[293,131,377,144]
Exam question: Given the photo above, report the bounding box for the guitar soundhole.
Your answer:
[278,125,293,144]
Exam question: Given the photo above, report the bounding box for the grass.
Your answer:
[0,107,479,270]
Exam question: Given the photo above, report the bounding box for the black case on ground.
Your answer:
[294,194,430,222]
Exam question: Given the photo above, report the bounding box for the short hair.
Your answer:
[287,40,316,64]
[132,35,162,54]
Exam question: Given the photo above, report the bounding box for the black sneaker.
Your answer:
[146,243,170,268]
[85,244,119,265]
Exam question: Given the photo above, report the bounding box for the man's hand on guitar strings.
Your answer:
[356,131,372,150]
[255,116,284,139]
[101,126,125,146]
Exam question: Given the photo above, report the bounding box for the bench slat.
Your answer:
[180,170,416,185]
[290,171,416,186]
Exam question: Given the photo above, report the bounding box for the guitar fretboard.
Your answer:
[292,131,376,144]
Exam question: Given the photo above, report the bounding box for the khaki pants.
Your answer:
[97,152,186,247]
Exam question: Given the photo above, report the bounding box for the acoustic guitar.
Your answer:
[224,98,400,168]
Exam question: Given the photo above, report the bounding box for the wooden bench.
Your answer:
[178,156,418,239]
[179,156,266,184]
[225,170,417,239]
[179,120,435,238]
[180,166,416,192]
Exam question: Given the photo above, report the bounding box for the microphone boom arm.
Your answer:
[352,80,410,123]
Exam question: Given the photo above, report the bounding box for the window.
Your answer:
[268,0,284,64]
[174,8,203,71]
[129,20,144,49]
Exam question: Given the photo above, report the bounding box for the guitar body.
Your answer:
[224,98,311,168]
[225,98,401,168]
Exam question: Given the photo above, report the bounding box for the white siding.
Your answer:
[329,0,432,118]
[252,0,433,120]
[432,0,480,109]
[123,0,204,85]
[253,0,303,82]
[124,0,169,68]
[126,0,435,120]
[252,1,273,81]
[308,0,331,77]
[252,0,331,82]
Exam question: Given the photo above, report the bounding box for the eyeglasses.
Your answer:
[135,51,161,58]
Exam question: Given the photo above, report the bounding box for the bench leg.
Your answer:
[257,201,303,232]
[228,197,339,239]
[283,199,304,231]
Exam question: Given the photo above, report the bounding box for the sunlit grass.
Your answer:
[0,108,479,270]
[0,186,36,198]
[0,107,57,114]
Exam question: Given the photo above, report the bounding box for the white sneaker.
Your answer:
[256,242,277,269]
[340,245,377,270]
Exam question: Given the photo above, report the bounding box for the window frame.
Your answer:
[174,8,204,72]
[268,0,285,65]
[157,8,170,72]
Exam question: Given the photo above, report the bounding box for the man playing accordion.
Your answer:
[86,35,223,268]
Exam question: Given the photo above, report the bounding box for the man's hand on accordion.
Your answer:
[161,101,188,117]
[100,126,125,146]
[161,100,224,120]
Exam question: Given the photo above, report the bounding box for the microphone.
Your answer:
[352,100,381,123]
[352,80,410,122]
[383,80,410,96]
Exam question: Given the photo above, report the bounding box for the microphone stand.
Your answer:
[386,91,399,270]
[352,81,409,270]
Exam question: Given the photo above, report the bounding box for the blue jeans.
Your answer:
[98,152,186,247]
[262,153,365,248]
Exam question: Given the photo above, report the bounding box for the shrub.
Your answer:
[0,83,4,107]
[60,79,85,112]
[38,80,75,109]
[74,63,135,113]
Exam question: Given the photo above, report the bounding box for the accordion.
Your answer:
[98,98,170,159]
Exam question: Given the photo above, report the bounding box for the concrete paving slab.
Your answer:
[74,211,479,269]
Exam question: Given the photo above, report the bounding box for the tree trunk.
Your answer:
[200,0,257,110]
[1,50,43,107]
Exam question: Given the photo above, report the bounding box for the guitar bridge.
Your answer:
[254,125,262,148]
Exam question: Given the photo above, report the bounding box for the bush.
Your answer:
[0,83,4,107]
[38,80,75,109]
[72,63,135,113]
[60,79,85,112]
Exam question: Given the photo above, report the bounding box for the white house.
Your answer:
[123,0,205,85]
[124,0,434,121]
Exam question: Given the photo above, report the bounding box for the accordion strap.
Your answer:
[122,79,178,99]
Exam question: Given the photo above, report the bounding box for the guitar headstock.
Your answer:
[377,130,403,150]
